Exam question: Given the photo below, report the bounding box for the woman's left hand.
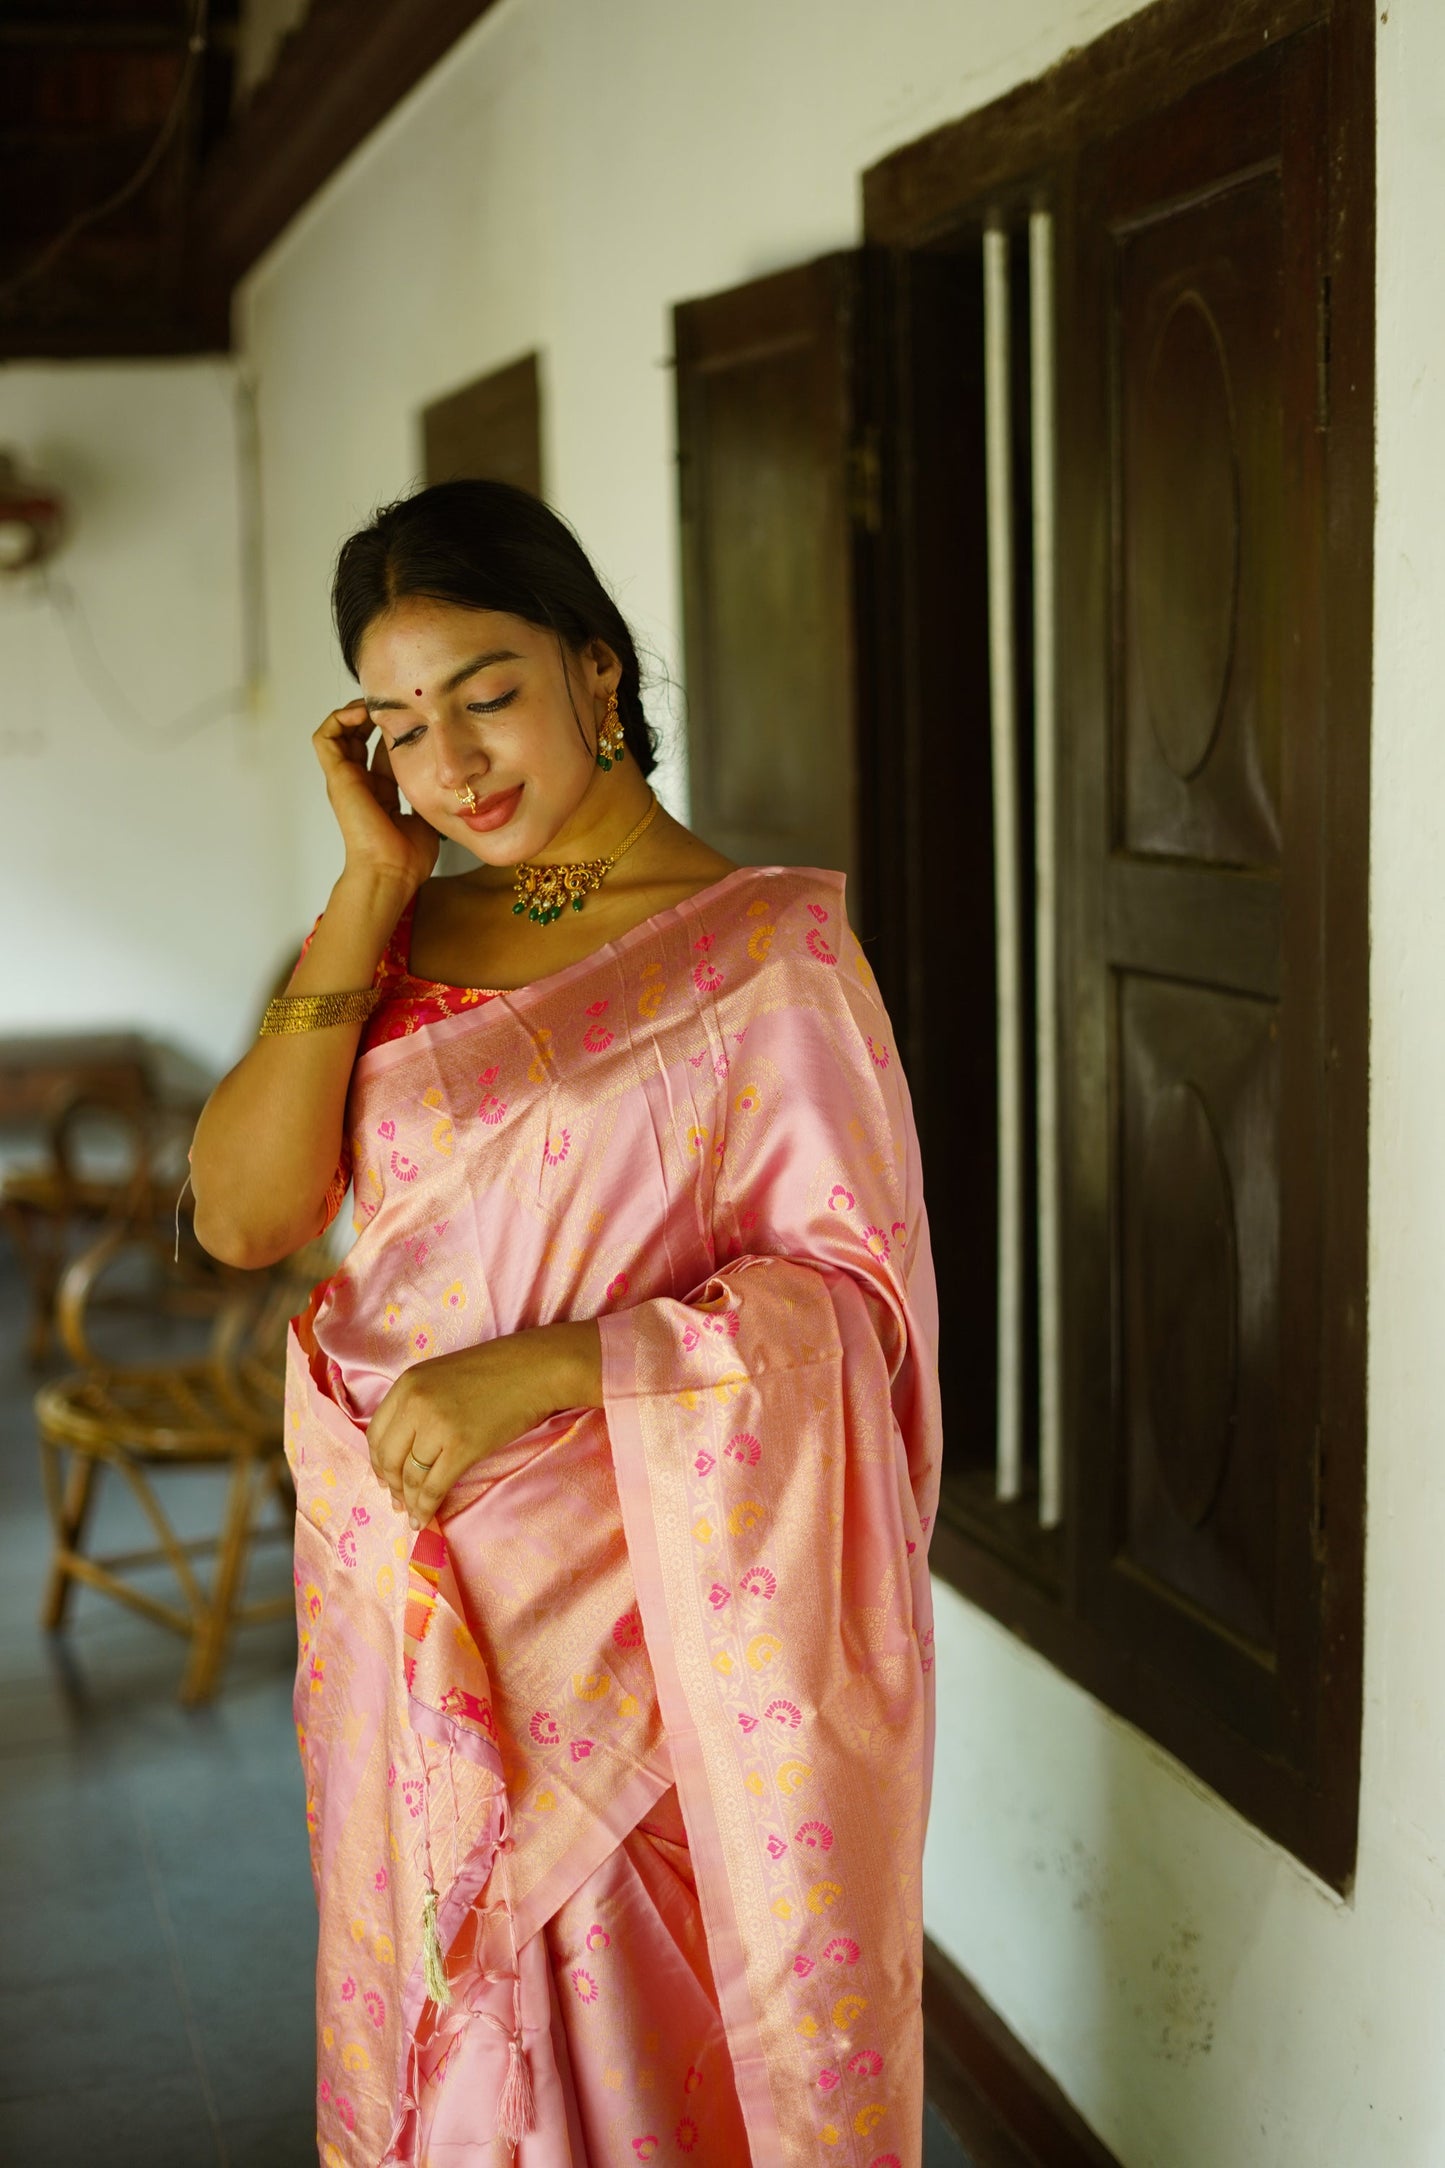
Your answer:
[368,1321,603,1527]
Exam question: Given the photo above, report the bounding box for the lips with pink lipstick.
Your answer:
[457,782,524,833]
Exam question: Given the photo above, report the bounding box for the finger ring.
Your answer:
[408,1451,436,1471]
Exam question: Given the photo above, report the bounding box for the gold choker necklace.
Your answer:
[511,790,660,926]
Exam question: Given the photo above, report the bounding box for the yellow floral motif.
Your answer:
[322,1469,337,1487]
[713,1653,734,1676]
[617,1694,639,1718]
[746,1632,783,1669]
[572,1671,611,1701]
[383,1302,401,1331]
[820,2125,840,2146]
[833,1995,867,2029]
[533,1790,556,1813]
[854,2104,886,2137]
[807,1879,844,1914]
[711,1373,746,1404]
[727,1499,764,1536]
[349,1917,366,1944]
[445,1281,467,1312]
[526,1026,556,1084]
[692,1518,713,1544]
[797,2013,818,2038]
[322,2025,335,2050]
[325,2147,346,2168]
[734,1083,761,1114]
[637,965,665,1020]
[747,923,776,962]
[454,1623,479,1656]
[773,1897,794,1921]
[394,1536,407,1558]
[745,1772,765,1797]
[389,1833,400,1863]
[341,2042,370,2073]
[686,1125,709,1156]
[373,1934,395,1965]
[776,1759,812,1794]
[375,1565,394,1597]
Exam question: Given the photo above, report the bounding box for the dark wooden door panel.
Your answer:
[1072,32,1328,1755]
[675,259,861,894]
[1119,173,1285,867]
[421,352,542,496]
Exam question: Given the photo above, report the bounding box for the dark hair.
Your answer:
[332,479,658,776]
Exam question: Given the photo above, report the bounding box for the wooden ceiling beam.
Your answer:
[189,0,501,337]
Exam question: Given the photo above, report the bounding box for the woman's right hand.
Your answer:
[313,701,440,894]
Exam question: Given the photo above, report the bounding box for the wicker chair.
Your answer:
[1,1080,198,1365]
[34,1215,325,1704]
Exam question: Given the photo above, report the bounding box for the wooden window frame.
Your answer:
[862,0,1372,1889]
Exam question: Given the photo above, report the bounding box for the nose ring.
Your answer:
[454,782,478,813]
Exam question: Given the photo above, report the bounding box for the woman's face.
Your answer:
[356,597,619,865]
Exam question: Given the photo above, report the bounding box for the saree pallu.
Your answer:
[286,866,941,2167]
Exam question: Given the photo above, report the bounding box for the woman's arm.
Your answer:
[189,703,438,1270]
[189,866,414,1268]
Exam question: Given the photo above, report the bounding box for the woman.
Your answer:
[190,481,940,2168]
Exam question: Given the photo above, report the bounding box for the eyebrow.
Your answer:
[363,649,523,715]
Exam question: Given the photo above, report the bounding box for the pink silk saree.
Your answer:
[284,864,941,2167]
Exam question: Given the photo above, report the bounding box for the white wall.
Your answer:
[236,3,1445,2162]
[0,362,293,1079]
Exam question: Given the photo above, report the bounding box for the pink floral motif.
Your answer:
[340,1975,356,2001]
[570,1738,595,1762]
[862,1224,891,1261]
[764,1698,802,1730]
[585,1923,611,1952]
[817,2068,841,2091]
[792,1954,815,1978]
[411,1325,434,1357]
[740,1565,777,1600]
[693,959,724,993]
[806,928,837,966]
[693,934,716,952]
[849,2048,884,2078]
[702,1310,741,1338]
[606,1271,629,1302]
[543,1130,571,1166]
[583,1022,615,1054]
[401,1779,424,1819]
[364,1990,385,2028]
[866,1034,891,1068]
[337,1529,358,1568]
[734,1083,761,1113]
[390,1150,420,1181]
[891,1218,908,1245]
[707,1583,731,1610]
[376,1120,396,1140]
[585,999,609,1016]
[611,1609,643,1649]
[477,1065,499,1087]
[351,1503,370,1526]
[725,1432,762,1465]
[683,2065,703,2094]
[737,1712,758,1734]
[529,1710,561,1747]
[766,1833,788,1859]
[477,1094,508,1124]
[373,1868,387,1891]
[828,1185,854,1213]
[632,2141,659,2163]
[808,903,830,923]
[319,2078,332,2103]
[676,2120,700,2154]
[693,1449,715,1476]
[869,2156,904,2168]
[796,1819,835,1851]
[823,1935,861,1966]
[336,2097,356,2133]
[571,1968,598,2004]
[681,1323,701,1352]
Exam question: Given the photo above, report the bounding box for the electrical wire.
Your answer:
[0,0,210,309]
[43,569,244,749]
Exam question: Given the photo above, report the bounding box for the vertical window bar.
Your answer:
[1030,207,1063,1530]
[984,220,1024,1503]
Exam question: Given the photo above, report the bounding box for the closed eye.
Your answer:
[466,689,519,716]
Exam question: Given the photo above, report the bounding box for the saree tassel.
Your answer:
[420,1886,453,2007]
[497,2030,535,2144]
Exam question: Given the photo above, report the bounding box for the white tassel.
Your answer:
[496,2029,535,2145]
[421,1886,453,2006]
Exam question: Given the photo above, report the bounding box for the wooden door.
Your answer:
[674,258,871,909]
[421,352,542,495]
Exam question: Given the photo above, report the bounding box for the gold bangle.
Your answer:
[258,988,382,1036]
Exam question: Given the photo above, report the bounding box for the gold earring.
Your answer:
[454,782,478,813]
[595,690,626,770]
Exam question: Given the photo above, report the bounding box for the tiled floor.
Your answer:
[0,1250,978,2168]
[0,1257,317,2167]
